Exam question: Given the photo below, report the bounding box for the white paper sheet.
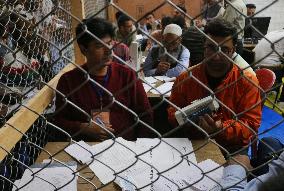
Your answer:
[64,140,95,164]
[12,162,77,191]
[143,83,153,93]
[144,77,158,84]
[89,138,138,184]
[149,82,174,96]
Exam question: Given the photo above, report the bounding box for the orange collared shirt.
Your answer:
[168,64,262,150]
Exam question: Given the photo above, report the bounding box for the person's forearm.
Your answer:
[221,165,247,190]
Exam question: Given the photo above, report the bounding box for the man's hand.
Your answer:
[198,114,222,134]
[80,122,115,141]
[155,62,170,75]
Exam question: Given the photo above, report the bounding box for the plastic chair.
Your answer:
[255,68,276,94]
[251,68,276,158]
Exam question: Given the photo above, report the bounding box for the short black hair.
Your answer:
[204,18,238,45]
[161,16,173,28]
[172,15,186,29]
[115,11,124,21]
[76,17,115,48]
[117,14,132,28]
[246,4,256,9]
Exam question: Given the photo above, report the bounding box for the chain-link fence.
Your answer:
[1,0,284,190]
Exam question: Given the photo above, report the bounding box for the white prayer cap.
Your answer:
[163,24,182,37]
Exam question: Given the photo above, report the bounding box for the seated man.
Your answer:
[146,16,173,51]
[195,0,225,28]
[55,18,153,141]
[143,24,190,77]
[114,14,136,47]
[246,3,256,17]
[167,18,262,153]
[253,29,284,103]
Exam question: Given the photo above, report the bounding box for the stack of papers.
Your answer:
[64,138,223,191]
[13,162,77,191]
[142,76,175,95]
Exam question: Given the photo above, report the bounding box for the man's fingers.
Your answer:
[203,114,215,127]
[198,116,209,131]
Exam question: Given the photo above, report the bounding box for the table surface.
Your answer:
[36,140,225,191]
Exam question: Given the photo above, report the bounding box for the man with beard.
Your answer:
[55,18,153,141]
[143,24,190,77]
[167,18,261,153]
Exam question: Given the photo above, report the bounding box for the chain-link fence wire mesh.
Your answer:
[1,0,284,190]
[0,0,75,190]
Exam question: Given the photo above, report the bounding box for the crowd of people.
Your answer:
[53,0,284,190]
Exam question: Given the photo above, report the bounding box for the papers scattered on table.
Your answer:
[63,138,224,191]
[12,162,77,191]
[149,82,174,96]
[143,76,175,94]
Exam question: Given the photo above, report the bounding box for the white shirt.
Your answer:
[223,0,247,39]
[232,52,256,76]
[254,30,284,69]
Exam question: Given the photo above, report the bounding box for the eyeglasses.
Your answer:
[204,43,233,55]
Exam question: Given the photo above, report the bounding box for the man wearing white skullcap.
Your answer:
[143,24,190,77]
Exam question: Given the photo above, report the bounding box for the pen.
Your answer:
[95,117,106,128]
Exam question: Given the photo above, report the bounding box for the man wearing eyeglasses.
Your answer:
[168,18,261,153]
[143,24,190,77]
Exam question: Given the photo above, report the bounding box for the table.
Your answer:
[36,140,225,191]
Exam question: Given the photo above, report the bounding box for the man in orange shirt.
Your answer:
[168,18,262,153]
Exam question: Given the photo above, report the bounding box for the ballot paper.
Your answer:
[64,138,223,191]
[12,162,77,191]
[64,140,95,164]
[149,82,174,96]
[89,138,138,184]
